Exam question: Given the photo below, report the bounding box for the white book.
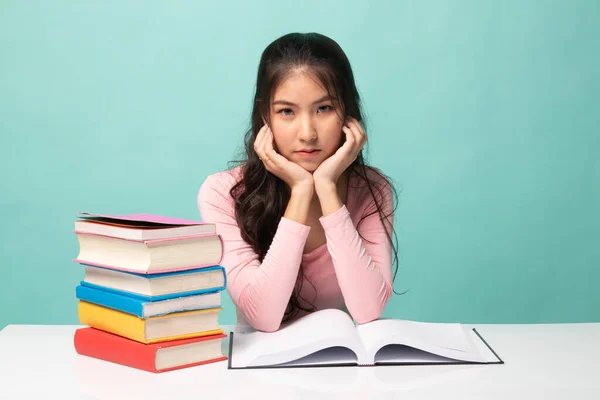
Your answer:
[73,232,223,274]
[73,212,223,273]
[81,264,226,298]
[228,309,503,369]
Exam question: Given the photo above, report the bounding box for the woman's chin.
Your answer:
[297,159,321,173]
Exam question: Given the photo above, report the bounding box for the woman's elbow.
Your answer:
[244,311,282,332]
[353,285,392,324]
[252,319,281,333]
[353,307,384,325]
[237,291,283,332]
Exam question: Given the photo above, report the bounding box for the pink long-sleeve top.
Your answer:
[197,165,394,332]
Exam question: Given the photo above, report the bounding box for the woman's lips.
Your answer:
[295,150,321,157]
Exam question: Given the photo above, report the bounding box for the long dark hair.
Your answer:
[228,32,401,323]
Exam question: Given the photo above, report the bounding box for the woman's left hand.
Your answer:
[313,117,367,187]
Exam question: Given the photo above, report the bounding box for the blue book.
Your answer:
[75,284,223,318]
[79,264,227,301]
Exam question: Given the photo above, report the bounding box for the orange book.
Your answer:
[74,327,228,373]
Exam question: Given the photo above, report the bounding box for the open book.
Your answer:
[228,309,503,369]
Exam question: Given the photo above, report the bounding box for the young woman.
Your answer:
[198,32,399,332]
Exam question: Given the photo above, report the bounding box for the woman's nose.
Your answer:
[298,117,317,142]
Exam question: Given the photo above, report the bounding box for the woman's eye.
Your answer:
[278,108,294,116]
[277,106,332,116]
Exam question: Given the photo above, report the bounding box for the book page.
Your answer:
[356,319,485,363]
[230,309,367,368]
[277,346,359,367]
[375,344,466,364]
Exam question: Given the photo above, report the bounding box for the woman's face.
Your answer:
[268,69,344,172]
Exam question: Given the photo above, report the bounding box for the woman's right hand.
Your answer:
[254,125,314,192]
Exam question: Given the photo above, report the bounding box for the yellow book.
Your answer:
[78,300,223,344]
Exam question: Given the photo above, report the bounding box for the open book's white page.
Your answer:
[356,319,486,363]
[375,345,465,363]
[230,309,366,368]
[278,347,358,367]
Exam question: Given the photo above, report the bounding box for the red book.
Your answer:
[74,327,228,373]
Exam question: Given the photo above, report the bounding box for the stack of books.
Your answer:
[71,211,228,373]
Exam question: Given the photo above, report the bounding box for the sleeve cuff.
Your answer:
[319,204,351,229]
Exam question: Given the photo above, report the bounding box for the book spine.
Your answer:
[74,328,158,373]
[76,285,144,318]
[77,300,148,343]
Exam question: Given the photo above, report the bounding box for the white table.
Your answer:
[1,323,599,399]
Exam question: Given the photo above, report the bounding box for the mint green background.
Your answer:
[1,1,599,330]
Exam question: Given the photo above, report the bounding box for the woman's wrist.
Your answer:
[291,181,315,198]
[284,184,314,225]
[315,181,342,217]
[314,179,336,196]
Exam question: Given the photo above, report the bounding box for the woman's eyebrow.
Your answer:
[272,95,332,107]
